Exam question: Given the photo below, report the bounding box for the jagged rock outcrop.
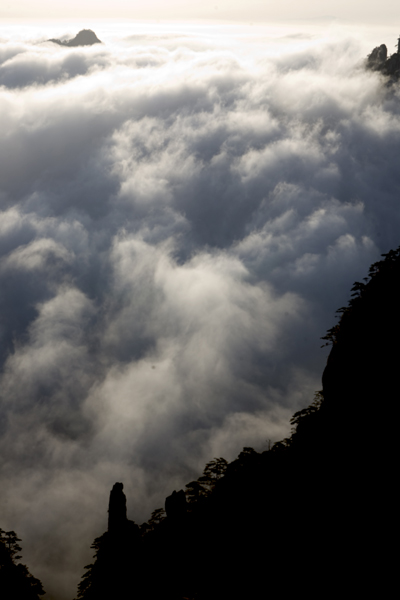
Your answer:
[48,29,102,47]
[367,44,388,70]
[367,37,400,80]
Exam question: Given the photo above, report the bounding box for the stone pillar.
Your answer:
[108,482,127,533]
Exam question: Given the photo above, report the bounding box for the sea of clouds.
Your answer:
[1,20,400,599]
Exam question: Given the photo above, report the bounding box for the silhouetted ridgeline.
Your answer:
[74,247,400,599]
[0,529,44,599]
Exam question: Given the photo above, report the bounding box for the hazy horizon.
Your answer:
[1,16,400,600]
[1,0,400,24]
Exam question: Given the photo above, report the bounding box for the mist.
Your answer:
[1,20,399,599]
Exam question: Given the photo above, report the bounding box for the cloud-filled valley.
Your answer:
[1,22,400,599]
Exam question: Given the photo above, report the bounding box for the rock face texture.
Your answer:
[367,37,400,80]
[367,44,388,69]
[382,51,400,78]
[48,29,102,47]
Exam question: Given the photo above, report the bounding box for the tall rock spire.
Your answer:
[108,482,127,533]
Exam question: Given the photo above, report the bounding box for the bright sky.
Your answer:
[2,0,399,24]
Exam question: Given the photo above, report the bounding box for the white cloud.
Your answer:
[0,22,399,599]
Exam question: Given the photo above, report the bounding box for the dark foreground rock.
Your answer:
[74,246,400,599]
[48,29,102,47]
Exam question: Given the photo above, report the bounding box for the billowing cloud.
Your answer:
[1,22,399,599]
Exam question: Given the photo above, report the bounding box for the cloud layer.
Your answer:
[1,22,399,599]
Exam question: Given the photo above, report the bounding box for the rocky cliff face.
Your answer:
[367,43,388,69]
[367,38,400,80]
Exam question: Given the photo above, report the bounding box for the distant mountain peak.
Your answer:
[48,29,102,47]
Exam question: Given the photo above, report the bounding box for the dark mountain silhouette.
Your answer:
[75,483,141,599]
[74,246,400,599]
[0,529,45,599]
[48,29,102,47]
[367,35,400,79]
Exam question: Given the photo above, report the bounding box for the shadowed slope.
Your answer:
[75,247,400,599]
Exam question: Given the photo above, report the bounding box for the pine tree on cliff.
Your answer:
[0,529,45,599]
